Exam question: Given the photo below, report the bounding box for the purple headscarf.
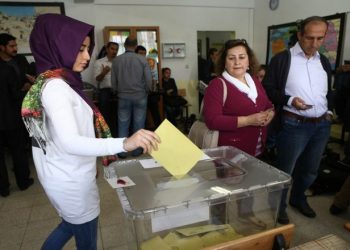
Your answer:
[30,13,95,90]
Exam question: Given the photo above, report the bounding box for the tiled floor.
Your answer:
[0,124,349,249]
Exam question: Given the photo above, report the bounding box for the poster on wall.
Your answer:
[0,2,65,55]
[266,13,346,72]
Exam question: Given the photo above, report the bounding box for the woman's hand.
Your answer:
[123,129,161,154]
[239,109,275,127]
[262,109,275,126]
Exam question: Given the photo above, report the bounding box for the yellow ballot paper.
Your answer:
[151,119,204,178]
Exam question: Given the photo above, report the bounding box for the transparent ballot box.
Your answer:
[104,146,291,250]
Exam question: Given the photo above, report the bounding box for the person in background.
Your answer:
[146,55,162,128]
[162,67,185,126]
[264,16,333,224]
[0,61,33,197]
[0,33,35,196]
[0,33,36,93]
[93,42,119,130]
[135,46,162,128]
[0,33,36,147]
[203,39,274,227]
[22,14,160,250]
[111,36,152,158]
[256,64,267,83]
[204,39,274,157]
[203,47,219,84]
[135,45,147,57]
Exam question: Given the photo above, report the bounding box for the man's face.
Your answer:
[0,39,18,58]
[106,44,118,59]
[210,51,218,62]
[298,21,327,58]
[137,50,147,57]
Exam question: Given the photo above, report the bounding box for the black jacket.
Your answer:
[0,61,23,130]
[263,49,333,127]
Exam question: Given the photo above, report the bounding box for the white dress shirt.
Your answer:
[284,42,328,117]
[93,56,112,89]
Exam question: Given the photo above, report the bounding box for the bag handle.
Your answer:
[199,77,227,119]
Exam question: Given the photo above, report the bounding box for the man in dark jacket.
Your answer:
[0,61,33,197]
[264,16,333,224]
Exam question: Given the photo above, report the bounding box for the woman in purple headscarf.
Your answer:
[21,14,160,250]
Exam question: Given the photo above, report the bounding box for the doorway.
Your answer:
[197,31,235,108]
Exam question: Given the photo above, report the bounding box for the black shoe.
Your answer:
[18,178,34,191]
[277,210,290,224]
[329,204,345,215]
[0,189,10,197]
[289,201,316,218]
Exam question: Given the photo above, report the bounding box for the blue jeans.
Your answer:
[42,217,98,250]
[118,97,147,137]
[276,116,331,211]
[118,97,147,156]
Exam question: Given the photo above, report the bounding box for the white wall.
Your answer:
[4,0,255,115]
[7,0,349,115]
[253,0,350,65]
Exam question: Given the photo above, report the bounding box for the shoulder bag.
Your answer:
[188,78,227,149]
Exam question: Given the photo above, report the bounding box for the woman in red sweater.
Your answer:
[204,39,275,228]
[203,39,274,157]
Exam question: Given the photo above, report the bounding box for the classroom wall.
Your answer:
[253,0,350,66]
[4,0,254,115]
[4,0,350,116]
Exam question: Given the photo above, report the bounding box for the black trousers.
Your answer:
[0,128,30,191]
[98,88,112,125]
[148,95,161,128]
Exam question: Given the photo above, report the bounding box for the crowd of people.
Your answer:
[0,12,349,249]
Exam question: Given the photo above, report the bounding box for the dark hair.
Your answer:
[135,45,146,53]
[106,42,118,48]
[124,36,137,48]
[162,67,171,74]
[258,64,267,71]
[215,39,260,76]
[0,33,16,46]
[208,48,218,56]
[299,16,328,35]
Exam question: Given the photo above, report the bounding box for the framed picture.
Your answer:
[0,2,65,55]
[266,13,346,72]
[162,43,186,58]
[265,21,298,65]
[173,43,185,58]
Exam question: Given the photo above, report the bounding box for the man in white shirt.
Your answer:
[93,42,119,129]
[264,16,333,224]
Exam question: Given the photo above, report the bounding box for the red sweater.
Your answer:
[203,76,273,156]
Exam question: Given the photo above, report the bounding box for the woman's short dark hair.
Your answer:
[215,39,260,76]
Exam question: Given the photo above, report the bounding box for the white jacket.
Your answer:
[32,78,124,224]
